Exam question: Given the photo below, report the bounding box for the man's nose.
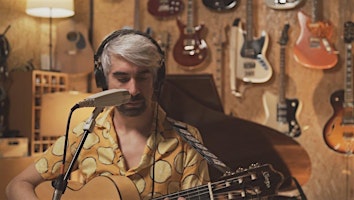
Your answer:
[127,79,139,96]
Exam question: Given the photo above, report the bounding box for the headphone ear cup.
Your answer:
[154,61,165,95]
[94,65,108,90]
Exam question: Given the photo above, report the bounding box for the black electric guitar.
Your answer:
[147,0,184,18]
[262,24,301,138]
[202,0,238,11]
[173,0,208,69]
[323,21,354,154]
[264,0,304,10]
[36,164,284,200]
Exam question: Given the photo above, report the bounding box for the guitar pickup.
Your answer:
[309,37,321,48]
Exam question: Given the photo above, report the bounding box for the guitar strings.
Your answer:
[153,173,262,199]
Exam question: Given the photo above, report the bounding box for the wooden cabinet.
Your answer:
[8,70,68,155]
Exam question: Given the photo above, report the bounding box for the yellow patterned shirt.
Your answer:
[35,106,210,199]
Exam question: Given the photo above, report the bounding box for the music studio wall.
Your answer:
[1,0,354,199]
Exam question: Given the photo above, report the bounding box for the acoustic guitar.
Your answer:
[36,164,284,200]
[262,24,301,138]
[293,0,338,69]
[147,0,184,18]
[202,0,238,11]
[229,0,273,97]
[323,21,354,154]
[264,0,304,10]
[173,0,208,69]
[54,19,94,74]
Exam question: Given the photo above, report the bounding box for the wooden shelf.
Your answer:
[8,70,68,155]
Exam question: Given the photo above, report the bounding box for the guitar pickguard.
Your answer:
[263,91,301,137]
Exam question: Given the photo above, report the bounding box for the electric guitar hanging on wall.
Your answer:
[293,0,338,69]
[229,0,273,97]
[173,0,208,69]
[262,24,301,138]
[36,164,284,200]
[323,21,354,154]
[264,0,304,10]
[202,0,238,11]
[147,0,184,18]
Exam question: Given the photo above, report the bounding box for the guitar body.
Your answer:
[235,26,272,83]
[264,0,303,10]
[202,0,237,11]
[293,11,338,69]
[36,164,283,200]
[36,176,140,200]
[147,0,184,18]
[173,19,208,68]
[323,90,354,154]
[263,91,301,137]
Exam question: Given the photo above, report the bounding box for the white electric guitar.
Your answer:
[264,0,304,10]
[262,24,301,137]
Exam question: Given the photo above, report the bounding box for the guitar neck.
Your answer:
[278,45,286,104]
[344,43,353,108]
[134,0,140,30]
[186,0,194,33]
[246,0,254,42]
[312,0,323,23]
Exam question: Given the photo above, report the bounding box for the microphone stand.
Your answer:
[52,107,104,200]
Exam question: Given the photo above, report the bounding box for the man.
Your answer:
[6,29,210,199]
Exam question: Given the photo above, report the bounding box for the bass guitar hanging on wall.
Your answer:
[229,0,273,97]
[323,21,354,154]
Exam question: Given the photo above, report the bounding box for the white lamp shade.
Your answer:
[26,0,75,18]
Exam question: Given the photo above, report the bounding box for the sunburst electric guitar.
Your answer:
[36,164,284,200]
[323,21,354,154]
[173,0,208,69]
[262,24,301,138]
[293,0,338,69]
[229,0,273,97]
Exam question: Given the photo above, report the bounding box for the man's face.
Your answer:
[107,56,155,117]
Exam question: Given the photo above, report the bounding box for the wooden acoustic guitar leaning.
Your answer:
[35,164,284,200]
[229,0,273,97]
[173,0,208,69]
[147,0,184,18]
[54,19,94,74]
[264,0,304,10]
[293,0,338,69]
[323,21,354,154]
[262,24,301,138]
[202,0,238,11]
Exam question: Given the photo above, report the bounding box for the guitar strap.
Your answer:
[167,118,232,175]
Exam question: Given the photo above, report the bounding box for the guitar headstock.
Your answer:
[344,21,354,44]
[278,23,290,46]
[216,163,284,198]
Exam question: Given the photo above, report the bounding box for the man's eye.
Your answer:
[136,76,148,81]
[118,77,130,83]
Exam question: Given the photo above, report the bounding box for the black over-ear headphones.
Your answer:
[94,29,166,93]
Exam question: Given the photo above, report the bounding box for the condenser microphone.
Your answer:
[73,89,131,109]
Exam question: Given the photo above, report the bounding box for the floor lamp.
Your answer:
[26,0,75,71]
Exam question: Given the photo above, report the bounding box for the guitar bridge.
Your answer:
[343,132,354,140]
